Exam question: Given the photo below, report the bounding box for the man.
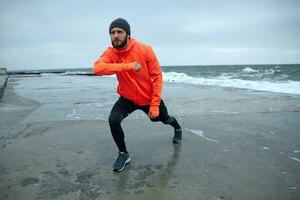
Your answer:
[93,18,182,172]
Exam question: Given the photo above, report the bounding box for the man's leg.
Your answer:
[141,100,182,143]
[109,97,135,152]
[108,97,136,172]
[157,100,181,129]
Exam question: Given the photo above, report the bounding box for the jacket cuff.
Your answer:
[149,105,159,117]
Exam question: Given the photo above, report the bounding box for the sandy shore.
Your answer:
[0,76,300,200]
[0,74,8,101]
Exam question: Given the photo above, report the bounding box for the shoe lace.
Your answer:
[116,152,126,163]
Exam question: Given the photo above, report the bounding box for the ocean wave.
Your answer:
[163,72,300,95]
[242,67,259,73]
[239,67,282,81]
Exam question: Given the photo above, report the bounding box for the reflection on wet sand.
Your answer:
[113,144,182,199]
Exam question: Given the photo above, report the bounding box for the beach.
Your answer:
[0,74,300,200]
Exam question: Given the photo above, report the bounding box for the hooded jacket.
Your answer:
[93,38,162,116]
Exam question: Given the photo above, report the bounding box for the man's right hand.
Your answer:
[134,63,141,72]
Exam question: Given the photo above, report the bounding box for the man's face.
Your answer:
[110,27,128,49]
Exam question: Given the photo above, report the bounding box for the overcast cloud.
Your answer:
[1,0,300,70]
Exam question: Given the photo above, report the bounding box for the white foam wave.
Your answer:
[288,157,300,162]
[163,72,300,95]
[242,67,259,73]
[265,69,276,75]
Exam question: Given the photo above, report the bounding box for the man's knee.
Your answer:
[163,116,175,124]
[109,113,122,126]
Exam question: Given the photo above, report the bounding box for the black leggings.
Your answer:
[108,96,181,152]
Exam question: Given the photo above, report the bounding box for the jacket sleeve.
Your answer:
[93,50,136,75]
[146,46,162,107]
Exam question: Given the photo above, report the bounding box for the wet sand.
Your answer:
[0,76,300,200]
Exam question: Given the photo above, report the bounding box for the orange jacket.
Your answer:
[93,38,162,116]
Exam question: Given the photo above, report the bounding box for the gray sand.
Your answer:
[0,77,300,200]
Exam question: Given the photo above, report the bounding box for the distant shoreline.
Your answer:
[8,69,95,76]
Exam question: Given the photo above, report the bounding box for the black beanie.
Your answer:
[109,18,131,36]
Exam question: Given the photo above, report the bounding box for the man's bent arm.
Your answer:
[93,60,136,75]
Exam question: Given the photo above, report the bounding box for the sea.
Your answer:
[11,64,300,95]
[8,64,300,121]
[162,64,300,95]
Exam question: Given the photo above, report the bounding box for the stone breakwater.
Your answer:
[0,68,8,101]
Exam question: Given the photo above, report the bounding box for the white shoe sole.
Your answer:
[113,157,131,172]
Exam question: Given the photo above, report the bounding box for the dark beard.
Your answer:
[112,36,128,49]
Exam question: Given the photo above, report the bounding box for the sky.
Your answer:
[1,0,300,70]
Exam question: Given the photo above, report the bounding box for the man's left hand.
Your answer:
[149,106,159,119]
